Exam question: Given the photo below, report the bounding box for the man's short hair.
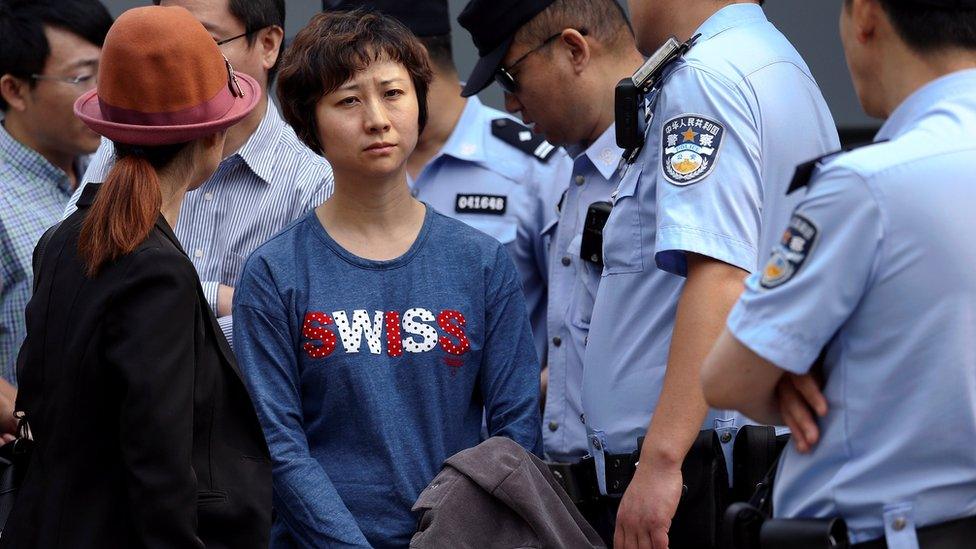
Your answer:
[419,34,455,73]
[154,0,286,81]
[0,0,112,111]
[276,9,433,155]
[879,0,976,52]
[514,0,634,52]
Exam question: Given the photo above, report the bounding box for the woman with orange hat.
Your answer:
[3,6,271,548]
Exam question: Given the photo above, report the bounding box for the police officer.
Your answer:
[703,0,976,546]
[456,0,644,536]
[323,0,572,362]
[577,1,839,547]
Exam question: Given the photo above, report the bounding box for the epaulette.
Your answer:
[491,118,557,162]
[787,140,888,194]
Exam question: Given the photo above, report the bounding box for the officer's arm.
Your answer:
[615,254,747,549]
[702,329,784,424]
[638,254,746,469]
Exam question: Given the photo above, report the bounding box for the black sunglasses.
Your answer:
[494,28,588,94]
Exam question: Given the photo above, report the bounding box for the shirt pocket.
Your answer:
[466,217,518,246]
[602,166,644,275]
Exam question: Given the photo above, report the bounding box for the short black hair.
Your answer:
[515,0,635,52]
[879,0,976,52]
[277,9,433,155]
[418,34,456,73]
[0,0,112,111]
[154,0,286,81]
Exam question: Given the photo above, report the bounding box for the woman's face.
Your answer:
[315,58,420,180]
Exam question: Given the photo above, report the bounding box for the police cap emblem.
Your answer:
[760,213,819,289]
[661,114,725,186]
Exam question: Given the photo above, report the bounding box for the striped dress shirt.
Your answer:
[65,102,335,346]
[0,122,87,383]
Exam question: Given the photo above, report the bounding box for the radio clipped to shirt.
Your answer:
[615,34,699,163]
[580,201,613,267]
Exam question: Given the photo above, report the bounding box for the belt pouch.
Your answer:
[670,430,730,549]
[760,518,849,549]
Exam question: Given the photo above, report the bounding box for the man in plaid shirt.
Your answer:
[0,0,113,395]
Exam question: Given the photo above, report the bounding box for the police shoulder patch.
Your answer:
[661,114,725,186]
[760,213,819,289]
[491,118,557,162]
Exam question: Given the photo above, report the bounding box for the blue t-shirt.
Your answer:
[234,206,542,548]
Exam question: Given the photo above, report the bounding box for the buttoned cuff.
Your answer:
[217,315,234,350]
[201,281,219,313]
[655,226,756,277]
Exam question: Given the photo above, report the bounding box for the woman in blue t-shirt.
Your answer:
[233,10,543,548]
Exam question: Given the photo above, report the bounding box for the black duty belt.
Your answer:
[546,438,643,504]
[546,457,600,506]
[851,514,976,549]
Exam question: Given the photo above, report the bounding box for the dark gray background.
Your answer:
[99,0,876,131]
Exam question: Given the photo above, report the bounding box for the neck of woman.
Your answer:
[317,167,427,260]
[156,165,192,230]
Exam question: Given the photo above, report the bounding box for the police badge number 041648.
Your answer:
[661,114,725,186]
[760,212,819,289]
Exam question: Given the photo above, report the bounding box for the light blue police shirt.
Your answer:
[582,3,838,493]
[729,69,976,546]
[543,124,622,462]
[410,96,571,362]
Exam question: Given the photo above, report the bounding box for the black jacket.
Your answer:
[2,184,272,548]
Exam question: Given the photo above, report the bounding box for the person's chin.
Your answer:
[358,154,406,179]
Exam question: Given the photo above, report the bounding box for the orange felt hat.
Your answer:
[74,5,261,145]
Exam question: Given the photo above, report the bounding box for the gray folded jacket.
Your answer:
[411,437,606,549]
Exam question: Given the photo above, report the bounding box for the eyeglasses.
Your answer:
[214,26,267,46]
[29,73,96,87]
[494,28,587,94]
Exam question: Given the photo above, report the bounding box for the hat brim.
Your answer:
[74,73,262,146]
[461,35,514,98]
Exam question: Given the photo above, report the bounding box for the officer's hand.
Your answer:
[776,373,828,453]
[614,461,682,549]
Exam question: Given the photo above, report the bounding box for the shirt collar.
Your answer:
[694,2,768,42]
[437,95,489,163]
[876,68,976,141]
[233,100,282,185]
[579,123,624,181]
[0,121,82,195]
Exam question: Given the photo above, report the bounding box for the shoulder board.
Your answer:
[491,118,557,162]
[787,140,888,195]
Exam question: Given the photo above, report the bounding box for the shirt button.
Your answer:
[574,175,585,186]
[561,256,571,266]
[579,413,586,424]
[892,517,907,531]
[193,249,203,258]
[204,192,214,201]
[552,336,562,347]
[548,421,559,432]
[720,432,733,444]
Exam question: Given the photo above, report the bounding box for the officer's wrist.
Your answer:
[639,443,685,471]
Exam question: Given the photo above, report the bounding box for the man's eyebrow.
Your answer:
[67,59,99,70]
